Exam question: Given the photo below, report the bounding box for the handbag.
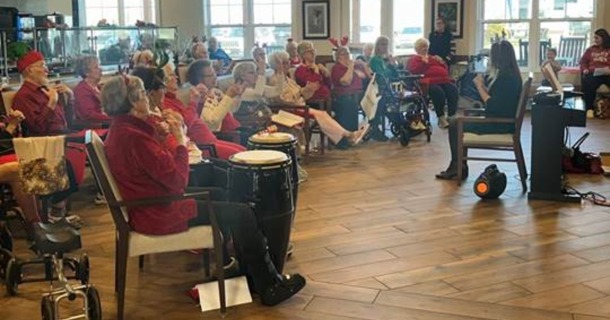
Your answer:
[562,132,604,174]
[595,96,610,119]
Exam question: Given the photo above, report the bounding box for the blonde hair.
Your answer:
[414,38,430,52]
[132,50,154,67]
[374,36,390,56]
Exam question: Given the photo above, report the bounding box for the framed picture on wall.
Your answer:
[302,0,330,40]
[431,0,464,39]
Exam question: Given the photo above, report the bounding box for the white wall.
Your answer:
[0,0,49,15]
[47,0,72,15]
[157,0,204,42]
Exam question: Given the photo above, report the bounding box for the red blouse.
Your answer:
[294,64,332,101]
[13,81,68,135]
[331,63,365,95]
[73,81,111,122]
[105,114,196,235]
[407,55,453,85]
[163,92,218,144]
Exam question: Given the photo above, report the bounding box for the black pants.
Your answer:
[333,94,361,131]
[582,74,610,110]
[187,192,279,289]
[428,83,459,118]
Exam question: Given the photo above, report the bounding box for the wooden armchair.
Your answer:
[84,130,226,320]
[456,77,532,191]
[267,102,326,163]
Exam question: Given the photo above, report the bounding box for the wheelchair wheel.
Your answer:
[41,296,56,320]
[0,224,12,252]
[76,254,90,285]
[390,123,400,137]
[399,127,410,146]
[0,248,15,281]
[5,258,21,295]
[86,286,103,320]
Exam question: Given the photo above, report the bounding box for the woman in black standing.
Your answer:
[428,17,454,66]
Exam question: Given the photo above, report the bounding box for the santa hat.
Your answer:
[17,51,44,73]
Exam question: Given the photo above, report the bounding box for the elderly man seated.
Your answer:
[11,50,86,224]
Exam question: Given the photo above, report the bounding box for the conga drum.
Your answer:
[227,150,294,273]
[247,132,299,205]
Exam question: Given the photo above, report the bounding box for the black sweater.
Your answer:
[429,31,454,64]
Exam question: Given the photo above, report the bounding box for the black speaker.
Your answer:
[474,164,507,199]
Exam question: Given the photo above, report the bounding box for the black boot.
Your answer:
[435,162,469,180]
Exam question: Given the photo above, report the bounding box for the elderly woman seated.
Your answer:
[407,38,458,129]
[263,54,368,148]
[331,45,370,131]
[286,39,301,67]
[131,65,245,160]
[294,41,331,104]
[73,55,111,124]
[100,74,306,306]
[186,59,243,134]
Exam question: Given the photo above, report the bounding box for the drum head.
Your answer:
[230,150,289,165]
[249,132,296,144]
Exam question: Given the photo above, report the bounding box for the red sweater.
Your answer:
[331,63,365,95]
[13,81,68,135]
[73,81,111,121]
[163,92,218,144]
[407,55,453,85]
[294,64,332,101]
[579,46,610,73]
[105,115,196,235]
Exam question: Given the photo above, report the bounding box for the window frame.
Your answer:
[351,0,426,56]
[204,0,293,59]
[478,0,595,70]
[83,0,156,27]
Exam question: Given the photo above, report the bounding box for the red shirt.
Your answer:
[221,113,240,132]
[163,92,217,144]
[73,80,111,122]
[13,81,68,136]
[580,46,610,73]
[331,63,365,95]
[294,64,332,101]
[407,55,453,85]
[105,114,196,235]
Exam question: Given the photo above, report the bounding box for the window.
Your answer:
[353,0,425,55]
[480,0,594,69]
[83,0,156,26]
[205,0,292,59]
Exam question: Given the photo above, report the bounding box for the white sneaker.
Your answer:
[94,192,107,205]
[587,110,595,119]
[438,116,450,129]
[297,164,308,184]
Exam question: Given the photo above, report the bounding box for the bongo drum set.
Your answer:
[226,132,299,273]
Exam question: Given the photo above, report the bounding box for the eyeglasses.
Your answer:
[202,73,216,78]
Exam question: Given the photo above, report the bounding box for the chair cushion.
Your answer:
[1,91,16,112]
[463,132,513,146]
[129,225,214,257]
[598,85,610,94]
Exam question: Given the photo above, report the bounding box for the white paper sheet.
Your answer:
[195,276,252,312]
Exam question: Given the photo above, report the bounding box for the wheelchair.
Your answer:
[382,72,432,146]
[0,152,102,320]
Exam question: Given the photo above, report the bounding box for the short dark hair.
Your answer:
[546,47,557,55]
[186,59,213,86]
[131,66,165,92]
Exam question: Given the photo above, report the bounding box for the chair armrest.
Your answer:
[196,144,218,158]
[110,191,210,208]
[463,108,486,116]
[267,104,310,112]
[457,116,515,125]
